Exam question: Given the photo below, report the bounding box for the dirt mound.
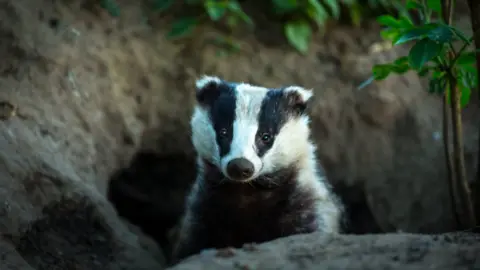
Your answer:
[0,0,166,269]
[168,232,480,270]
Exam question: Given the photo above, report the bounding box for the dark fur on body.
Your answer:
[172,160,320,262]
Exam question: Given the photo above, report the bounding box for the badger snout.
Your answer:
[226,158,255,181]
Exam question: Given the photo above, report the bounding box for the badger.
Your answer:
[172,75,344,263]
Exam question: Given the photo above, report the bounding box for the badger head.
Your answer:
[190,75,314,183]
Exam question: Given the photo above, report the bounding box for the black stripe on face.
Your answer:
[255,89,288,157]
[208,84,237,157]
[256,88,308,157]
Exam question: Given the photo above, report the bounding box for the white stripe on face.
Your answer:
[220,84,268,180]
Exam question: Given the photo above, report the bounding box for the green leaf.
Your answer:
[408,39,444,69]
[227,1,242,12]
[394,23,437,45]
[380,28,401,42]
[166,17,198,39]
[459,85,471,107]
[272,0,298,14]
[238,12,254,26]
[460,61,478,74]
[324,0,340,19]
[406,0,423,10]
[377,15,412,30]
[458,66,478,89]
[398,15,414,28]
[395,23,455,45]
[377,15,402,28]
[152,0,174,12]
[100,0,120,17]
[432,70,443,78]
[395,1,415,22]
[456,52,477,66]
[428,78,442,93]
[426,0,442,13]
[390,56,411,74]
[391,65,410,74]
[426,24,454,43]
[307,0,328,27]
[457,71,472,107]
[393,56,409,66]
[444,77,472,107]
[226,1,253,27]
[472,72,479,90]
[285,20,312,54]
[205,0,226,21]
[372,64,393,80]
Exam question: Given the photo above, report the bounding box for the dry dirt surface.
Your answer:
[168,232,480,270]
[0,0,479,269]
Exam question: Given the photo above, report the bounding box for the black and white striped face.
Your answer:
[190,76,314,182]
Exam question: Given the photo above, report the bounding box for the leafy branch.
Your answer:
[100,0,397,54]
[361,0,478,229]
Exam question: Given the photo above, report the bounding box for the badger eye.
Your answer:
[260,133,272,143]
[219,128,228,137]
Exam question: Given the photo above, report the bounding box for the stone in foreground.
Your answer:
[168,232,480,270]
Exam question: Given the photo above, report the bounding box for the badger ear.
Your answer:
[195,75,223,106]
[283,86,313,114]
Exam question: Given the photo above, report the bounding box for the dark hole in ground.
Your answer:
[107,150,196,260]
[332,182,382,234]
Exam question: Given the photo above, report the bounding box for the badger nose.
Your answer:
[226,158,255,180]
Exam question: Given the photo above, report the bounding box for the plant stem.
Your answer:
[443,86,460,227]
[442,0,477,229]
[451,37,473,66]
[440,0,460,230]
[442,0,453,24]
[466,0,480,225]
[448,72,476,228]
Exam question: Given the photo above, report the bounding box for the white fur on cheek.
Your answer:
[261,116,311,174]
[190,106,220,165]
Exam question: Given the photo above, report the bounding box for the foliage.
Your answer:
[362,0,478,108]
[100,0,396,54]
[361,0,480,229]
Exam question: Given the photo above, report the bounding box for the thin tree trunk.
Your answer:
[466,0,480,225]
[448,75,476,228]
[441,0,460,229]
[442,0,476,229]
[443,93,459,228]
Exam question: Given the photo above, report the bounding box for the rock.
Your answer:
[0,119,165,269]
[0,0,165,269]
[168,232,480,270]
